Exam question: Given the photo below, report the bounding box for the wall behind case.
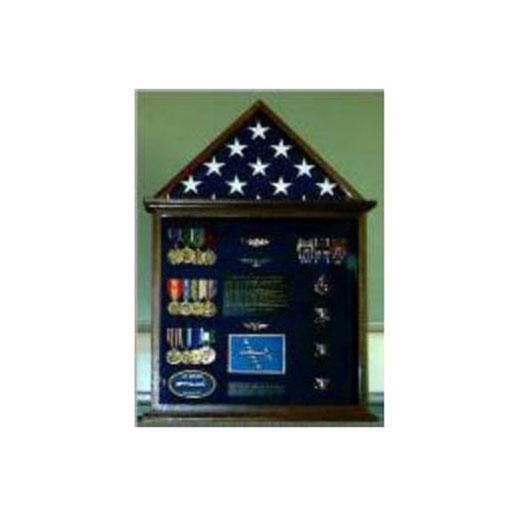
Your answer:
[136,91,384,327]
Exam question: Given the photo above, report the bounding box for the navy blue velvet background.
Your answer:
[159,218,359,405]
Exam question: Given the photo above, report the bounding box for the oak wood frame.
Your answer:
[143,200,377,424]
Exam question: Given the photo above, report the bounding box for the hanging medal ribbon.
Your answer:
[173,228,183,246]
[190,279,199,302]
[176,327,183,348]
[198,278,207,301]
[166,278,182,301]
[210,279,218,300]
[206,230,216,249]
[194,228,205,249]
[166,328,173,348]
[182,279,190,302]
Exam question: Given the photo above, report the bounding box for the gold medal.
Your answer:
[195,249,204,266]
[198,250,207,266]
[181,350,192,364]
[205,250,217,266]
[166,349,182,365]
[203,301,217,317]
[200,346,216,365]
[167,248,176,265]
[182,247,196,264]
[168,301,181,315]
[192,302,204,316]
[180,301,191,316]
[190,349,203,364]
[167,248,182,265]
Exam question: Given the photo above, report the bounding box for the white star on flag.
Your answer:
[316,177,337,196]
[295,158,315,178]
[248,121,269,139]
[226,138,247,157]
[271,139,292,158]
[248,157,270,176]
[182,175,202,194]
[226,175,247,195]
[204,156,225,176]
[271,176,292,195]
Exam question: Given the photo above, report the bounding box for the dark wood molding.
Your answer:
[358,214,369,405]
[152,99,370,201]
[141,404,377,425]
[144,198,377,217]
[150,214,162,411]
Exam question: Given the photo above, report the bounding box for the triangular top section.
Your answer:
[155,100,364,202]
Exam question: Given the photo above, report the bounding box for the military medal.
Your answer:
[166,327,174,348]
[167,278,183,315]
[182,246,196,264]
[297,238,313,264]
[166,349,182,365]
[165,327,216,366]
[167,248,178,265]
[172,228,183,247]
[203,279,217,317]
[205,230,218,266]
[314,274,330,296]
[190,349,203,364]
[166,327,183,364]
[179,279,191,316]
[188,279,197,314]
[331,238,348,265]
[322,238,331,264]
[205,249,217,266]
[200,346,216,365]
[167,229,184,265]
[313,377,331,391]
[314,306,331,325]
[190,228,204,265]
[314,342,329,358]
[204,302,217,317]
[191,280,205,316]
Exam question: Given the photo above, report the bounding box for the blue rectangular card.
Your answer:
[228,334,286,375]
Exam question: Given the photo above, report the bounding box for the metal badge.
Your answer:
[242,321,270,332]
[314,342,330,358]
[314,307,331,325]
[314,274,330,296]
[241,237,271,248]
[239,257,272,268]
[168,370,217,399]
[313,377,331,392]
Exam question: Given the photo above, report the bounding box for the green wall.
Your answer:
[137,91,384,325]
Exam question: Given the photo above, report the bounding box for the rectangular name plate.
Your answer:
[228,382,285,397]
[228,334,286,375]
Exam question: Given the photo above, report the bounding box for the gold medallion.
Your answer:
[203,301,217,317]
[191,301,204,316]
[167,248,177,265]
[166,349,182,365]
[167,301,181,316]
[180,301,191,316]
[190,349,203,364]
[197,250,207,266]
[182,247,196,264]
[200,346,216,365]
[195,249,204,266]
[205,250,217,266]
[181,350,192,364]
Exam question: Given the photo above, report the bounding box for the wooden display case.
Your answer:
[143,101,377,424]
